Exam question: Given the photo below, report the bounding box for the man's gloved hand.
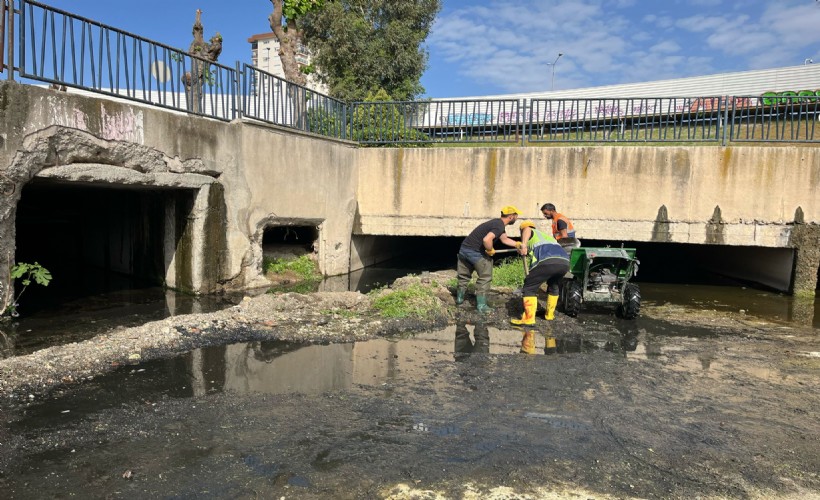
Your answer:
[485,248,495,256]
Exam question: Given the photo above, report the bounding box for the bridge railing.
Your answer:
[13,0,239,121]
[241,64,349,140]
[2,1,818,144]
[349,99,522,144]
[526,97,725,143]
[727,94,820,143]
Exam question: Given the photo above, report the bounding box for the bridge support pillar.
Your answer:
[790,224,820,298]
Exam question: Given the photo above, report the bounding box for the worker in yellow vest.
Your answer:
[510,220,570,325]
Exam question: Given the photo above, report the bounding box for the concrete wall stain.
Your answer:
[174,193,195,293]
[393,149,403,212]
[485,150,498,208]
[794,206,805,224]
[204,184,228,289]
[671,149,692,183]
[652,205,672,242]
[788,223,820,297]
[706,205,725,245]
[720,148,733,181]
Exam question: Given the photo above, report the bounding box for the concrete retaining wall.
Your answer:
[355,146,819,244]
[1,82,818,303]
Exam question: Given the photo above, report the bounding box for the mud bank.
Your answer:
[0,272,456,400]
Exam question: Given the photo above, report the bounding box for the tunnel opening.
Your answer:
[581,239,795,292]
[13,180,193,315]
[349,235,798,294]
[262,224,320,262]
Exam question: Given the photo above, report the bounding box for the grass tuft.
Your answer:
[492,257,527,287]
[370,283,442,319]
[263,255,320,281]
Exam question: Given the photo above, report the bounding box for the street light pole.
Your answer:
[548,53,563,91]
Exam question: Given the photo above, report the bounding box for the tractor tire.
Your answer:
[617,283,641,319]
[562,280,583,317]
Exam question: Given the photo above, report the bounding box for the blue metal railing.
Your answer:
[2,1,818,145]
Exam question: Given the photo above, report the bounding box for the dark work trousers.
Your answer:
[457,249,493,294]
[522,259,570,296]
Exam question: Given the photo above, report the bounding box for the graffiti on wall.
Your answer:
[760,89,820,106]
[422,89,820,128]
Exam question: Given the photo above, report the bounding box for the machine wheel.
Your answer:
[617,283,641,319]
[562,280,583,317]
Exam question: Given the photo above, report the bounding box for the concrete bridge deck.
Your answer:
[1,82,818,309]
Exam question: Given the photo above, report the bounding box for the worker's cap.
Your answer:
[519,220,535,229]
[500,205,522,215]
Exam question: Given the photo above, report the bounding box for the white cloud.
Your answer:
[676,14,733,33]
[650,40,682,53]
[424,0,820,96]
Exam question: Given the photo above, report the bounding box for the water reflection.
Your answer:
[0,288,240,358]
[514,324,640,357]
[454,319,490,357]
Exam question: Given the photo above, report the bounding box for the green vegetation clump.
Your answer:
[370,283,441,319]
[264,255,321,294]
[492,257,527,288]
[447,258,527,291]
[3,262,52,317]
[264,255,320,281]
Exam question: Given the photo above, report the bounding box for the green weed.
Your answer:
[492,257,527,287]
[264,255,320,281]
[4,262,52,317]
[370,283,441,319]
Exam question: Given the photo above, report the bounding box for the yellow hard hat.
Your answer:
[519,220,535,229]
[500,205,522,215]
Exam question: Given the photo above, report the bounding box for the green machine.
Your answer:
[561,247,641,319]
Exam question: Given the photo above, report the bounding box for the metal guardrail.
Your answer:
[242,64,348,139]
[727,95,820,143]
[348,99,522,144]
[526,97,724,143]
[16,0,238,121]
[1,1,818,145]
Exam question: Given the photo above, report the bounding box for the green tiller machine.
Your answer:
[560,247,641,319]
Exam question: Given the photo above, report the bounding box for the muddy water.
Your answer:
[2,314,820,498]
[2,276,818,360]
[0,288,242,358]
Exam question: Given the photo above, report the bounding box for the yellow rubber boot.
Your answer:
[510,296,537,326]
[544,294,559,320]
[520,330,537,354]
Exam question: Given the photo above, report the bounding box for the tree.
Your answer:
[267,0,326,86]
[300,0,441,102]
[181,9,222,113]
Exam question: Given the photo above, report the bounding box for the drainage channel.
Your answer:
[3,317,819,499]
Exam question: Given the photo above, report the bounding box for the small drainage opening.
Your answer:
[262,224,319,261]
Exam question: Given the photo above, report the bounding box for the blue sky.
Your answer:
[36,0,820,98]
